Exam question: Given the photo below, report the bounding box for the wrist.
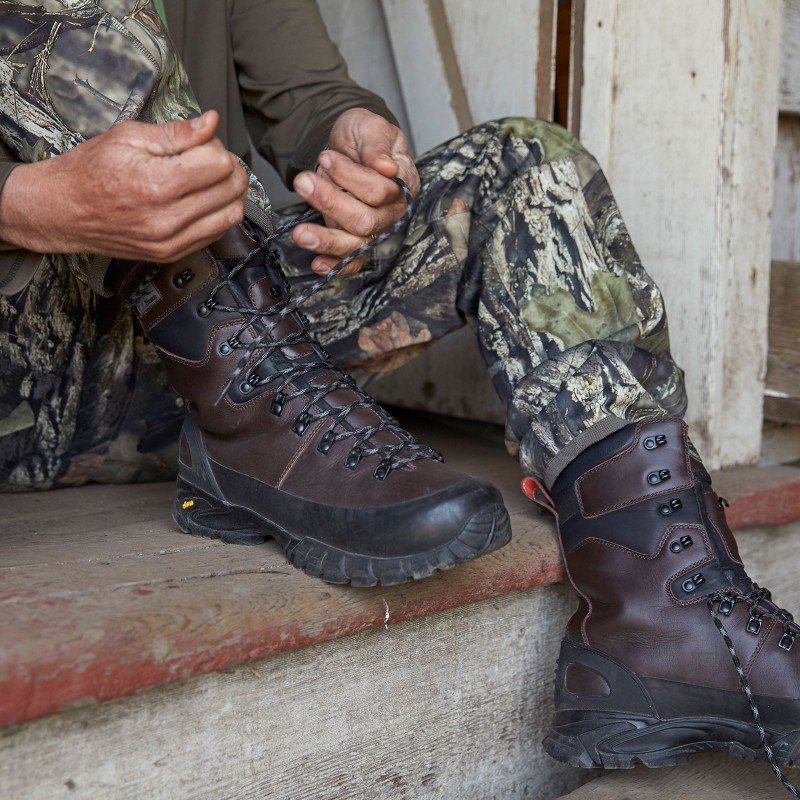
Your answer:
[0,160,64,253]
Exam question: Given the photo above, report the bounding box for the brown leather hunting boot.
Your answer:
[537,418,800,775]
[110,222,510,586]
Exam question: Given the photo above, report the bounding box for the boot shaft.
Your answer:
[550,418,800,692]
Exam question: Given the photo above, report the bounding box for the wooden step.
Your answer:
[3,410,800,730]
[556,753,800,799]
[4,412,800,799]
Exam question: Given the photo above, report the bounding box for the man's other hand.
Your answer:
[0,110,248,262]
[291,108,419,276]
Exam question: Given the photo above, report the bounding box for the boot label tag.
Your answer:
[134,281,161,316]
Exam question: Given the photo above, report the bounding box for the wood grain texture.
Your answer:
[370,1,545,425]
[766,260,800,410]
[772,117,800,263]
[0,588,596,800]
[3,406,800,731]
[557,753,800,799]
[781,0,800,114]
[581,0,781,470]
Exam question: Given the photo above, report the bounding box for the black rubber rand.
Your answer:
[171,477,511,588]
[542,640,800,769]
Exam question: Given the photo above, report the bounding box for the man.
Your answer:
[1,0,798,788]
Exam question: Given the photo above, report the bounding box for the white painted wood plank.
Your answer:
[380,0,463,154]
[780,0,800,114]
[316,0,411,137]
[581,0,781,469]
[772,116,800,262]
[442,0,539,122]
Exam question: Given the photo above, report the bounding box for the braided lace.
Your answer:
[186,178,443,480]
[707,585,800,797]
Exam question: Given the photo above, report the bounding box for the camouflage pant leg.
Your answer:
[0,0,233,490]
[276,118,687,486]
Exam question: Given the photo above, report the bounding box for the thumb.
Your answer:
[357,127,401,178]
[143,110,219,157]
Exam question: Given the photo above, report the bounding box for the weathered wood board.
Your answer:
[765,260,800,423]
[558,752,799,799]
[781,0,800,114]
[772,116,800,263]
[580,0,781,469]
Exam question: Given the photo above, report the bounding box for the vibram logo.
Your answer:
[182,500,195,509]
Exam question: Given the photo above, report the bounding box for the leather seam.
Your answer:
[141,251,218,329]
[576,421,693,518]
[703,487,744,565]
[744,619,777,678]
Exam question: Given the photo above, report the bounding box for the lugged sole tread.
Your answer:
[171,484,511,587]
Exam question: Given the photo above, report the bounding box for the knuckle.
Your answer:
[224,203,244,229]
[349,212,375,238]
[147,215,174,243]
[146,239,178,262]
[143,178,169,205]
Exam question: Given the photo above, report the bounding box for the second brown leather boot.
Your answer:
[537,418,800,776]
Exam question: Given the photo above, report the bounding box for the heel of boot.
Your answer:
[543,639,663,768]
[172,479,271,545]
[172,415,274,546]
[542,639,781,768]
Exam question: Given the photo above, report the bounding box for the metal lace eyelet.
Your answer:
[374,459,392,481]
[718,598,734,616]
[197,297,216,317]
[292,412,311,435]
[318,431,336,455]
[746,614,764,635]
[647,469,671,486]
[345,447,362,470]
[660,498,683,516]
[240,381,253,394]
[669,534,693,553]
[219,336,239,356]
[172,268,194,289]
[779,632,796,652]
[682,572,705,593]
[643,434,667,450]
[270,392,286,417]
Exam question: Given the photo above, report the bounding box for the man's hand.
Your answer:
[291,107,419,276]
[0,110,248,262]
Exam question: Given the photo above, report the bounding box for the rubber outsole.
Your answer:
[542,711,800,770]
[171,481,511,587]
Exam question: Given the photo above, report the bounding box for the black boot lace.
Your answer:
[707,583,800,797]
[192,178,443,480]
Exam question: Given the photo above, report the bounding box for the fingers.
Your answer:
[311,253,363,277]
[317,150,401,207]
[167,144,246,199]
[126,110,220,156]
[294,170,396,238]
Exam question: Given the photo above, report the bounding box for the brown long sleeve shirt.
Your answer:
[0,0,396,294]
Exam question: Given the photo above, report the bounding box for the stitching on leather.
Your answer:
[159,320,246,368]
[744,618,776,678]
[277,418,326,487]
[703,487,743,565]
[570,523,706,561]
[142,251,218,329]
[576,420,694,518]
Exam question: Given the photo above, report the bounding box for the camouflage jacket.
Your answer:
[0,0,396,295]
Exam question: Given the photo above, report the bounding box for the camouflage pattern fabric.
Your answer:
[0,2,687,490]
